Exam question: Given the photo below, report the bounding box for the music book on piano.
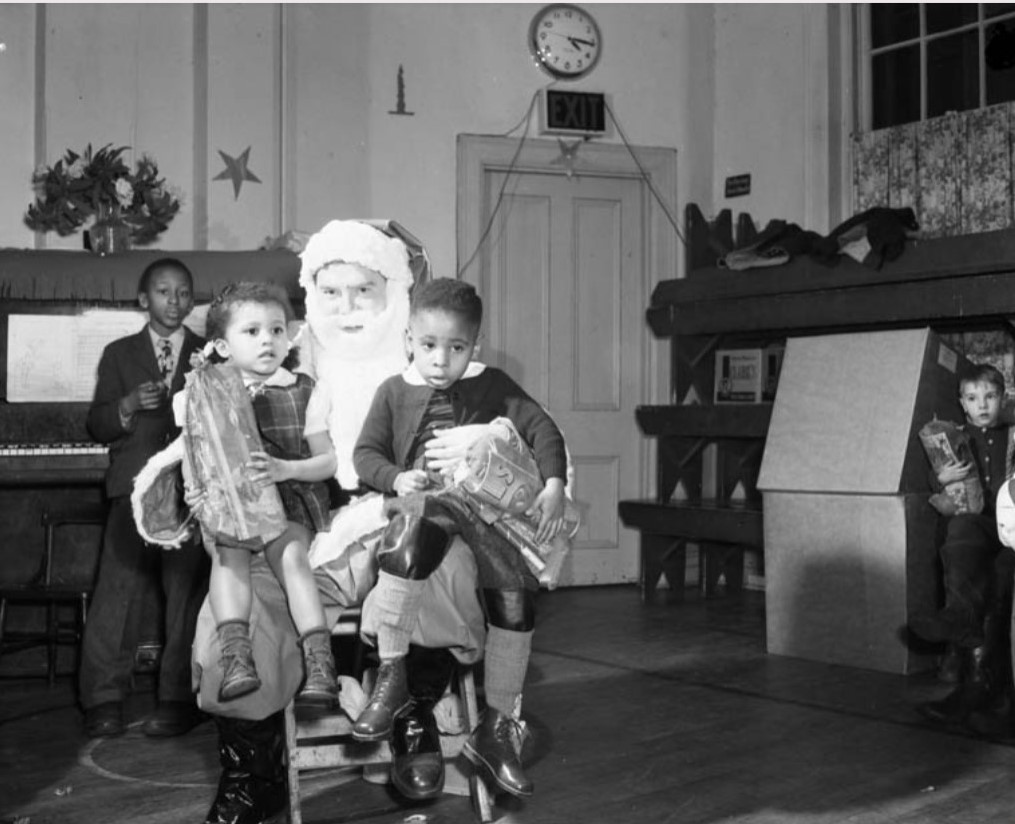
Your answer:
[5,305,208,403]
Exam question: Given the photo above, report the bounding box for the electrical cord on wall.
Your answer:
[603,99,686,250]
[456,89,540,279]
[457,88,687,279]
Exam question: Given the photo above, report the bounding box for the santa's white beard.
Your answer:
[304,287,410,489]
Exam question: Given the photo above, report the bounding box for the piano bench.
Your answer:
[0,504,106,685]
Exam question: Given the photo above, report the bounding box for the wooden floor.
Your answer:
[3,585,1015,824]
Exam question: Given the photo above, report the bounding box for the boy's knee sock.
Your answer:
[483,626,533,716]
[372,570,427,661]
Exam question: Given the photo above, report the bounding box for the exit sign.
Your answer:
[539,89,610,137]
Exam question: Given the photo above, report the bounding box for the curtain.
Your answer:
[852,102,1014,238]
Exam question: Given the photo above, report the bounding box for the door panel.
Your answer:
[483,171,644,585]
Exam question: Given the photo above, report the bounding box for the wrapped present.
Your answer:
[182,363,288,550]
[451,418,580,589]
[918,417,984,516]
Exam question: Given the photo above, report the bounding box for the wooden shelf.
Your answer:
[646,226,1015,338]
[636,404,772,439]
[618,499,763,548]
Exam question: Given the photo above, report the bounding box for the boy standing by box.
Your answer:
[910,363,1015,730]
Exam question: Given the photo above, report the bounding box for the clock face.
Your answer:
[529,4,602,80]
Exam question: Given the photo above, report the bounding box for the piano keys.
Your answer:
[0,402,108,486]
[0,442,109,486]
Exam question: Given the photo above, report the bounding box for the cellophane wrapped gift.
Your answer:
[182,363,287,550]
[918,417,984,516]
[451,418,580,589]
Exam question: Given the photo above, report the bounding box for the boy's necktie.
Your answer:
[157,338,175,383]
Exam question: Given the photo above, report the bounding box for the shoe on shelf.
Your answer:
[143,700,207,738]
[84,701,125,738]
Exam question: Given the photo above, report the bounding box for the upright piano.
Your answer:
[0,248,302,674]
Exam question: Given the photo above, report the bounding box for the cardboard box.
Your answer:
[758,328,971,675]
[714,346,783,403]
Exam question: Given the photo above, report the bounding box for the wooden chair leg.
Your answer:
[46,601,58,686]
[458,667,493,822]
[284,700,303,824]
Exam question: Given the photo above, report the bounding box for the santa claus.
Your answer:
[186,220,487,824]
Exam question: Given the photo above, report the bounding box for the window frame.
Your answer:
[856,3,1015,131]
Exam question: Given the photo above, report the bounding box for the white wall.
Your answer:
[0,3,839,276]
[712,3,840,236]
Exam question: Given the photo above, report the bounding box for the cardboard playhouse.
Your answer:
[758,328,973,675]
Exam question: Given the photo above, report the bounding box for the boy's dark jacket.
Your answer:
[87,327,204,497]
[354,364,568,495]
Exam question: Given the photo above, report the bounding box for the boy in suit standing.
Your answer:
[79,258,210,738]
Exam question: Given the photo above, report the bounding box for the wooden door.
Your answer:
[478,169,646,586]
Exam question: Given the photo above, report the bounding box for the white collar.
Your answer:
[403,360,486,386]
[244,366,298,390]
[149,325,185,350]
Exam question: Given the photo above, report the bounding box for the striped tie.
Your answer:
[157,338,174,383]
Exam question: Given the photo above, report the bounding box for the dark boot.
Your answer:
[462,706,533,798]
[204,714,287,824]
[217,621,261,702]
[352,657,411,741]
[391,705,444,800]
[295,628,338,708]
[909,606,984,649]
[390,646,456,801]
[918,643,998,727]
[916,686,966,724]
[938,644,963,684]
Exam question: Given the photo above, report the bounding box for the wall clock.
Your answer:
[529,4,602,81]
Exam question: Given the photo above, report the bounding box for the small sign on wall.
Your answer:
[724,173,752,198]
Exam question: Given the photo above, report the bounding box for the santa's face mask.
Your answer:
[306,261,409,361]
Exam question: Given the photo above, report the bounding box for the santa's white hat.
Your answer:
[299,219,414,292]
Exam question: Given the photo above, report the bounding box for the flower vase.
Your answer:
[88,203,132,255]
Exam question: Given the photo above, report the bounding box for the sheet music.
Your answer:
[6,306,208,403]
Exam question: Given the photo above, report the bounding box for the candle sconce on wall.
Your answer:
[388,65,415,116]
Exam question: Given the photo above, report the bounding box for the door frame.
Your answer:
[455,133,677,500]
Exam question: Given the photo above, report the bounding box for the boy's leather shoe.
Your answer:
[391,705,444,800]
[84,701,125,738]
[143,700,207,737]
[352,658,411,741]
[462,707,533,797]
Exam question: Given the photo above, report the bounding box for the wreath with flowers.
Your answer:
[25,143,181,245]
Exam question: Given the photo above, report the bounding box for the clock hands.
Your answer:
[546,31,597,51]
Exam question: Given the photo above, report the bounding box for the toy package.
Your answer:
[918,417,984,516]
[450,418,580,589]
[182,362,288,550]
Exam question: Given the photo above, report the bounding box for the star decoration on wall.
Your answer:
[551,138,585,180]
[214,146,262,200]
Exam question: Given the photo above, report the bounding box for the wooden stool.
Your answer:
[0,504,105,684]
[284,610,492,823]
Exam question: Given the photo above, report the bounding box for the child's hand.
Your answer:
[183,485,208,518]
[124,381,167,415]
[938,461,972,485]
[394,470,428,496]
[423,424,492,473]
[528,478,566,545]
[248,451,289,486]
